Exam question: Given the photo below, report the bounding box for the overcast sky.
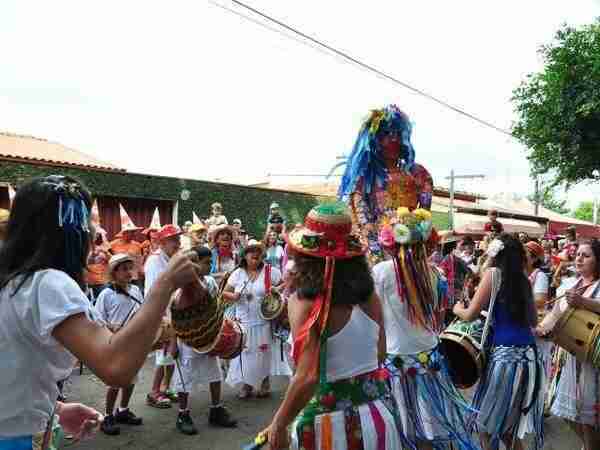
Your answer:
[1,1,599,206]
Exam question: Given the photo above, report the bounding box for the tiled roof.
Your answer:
[0,132,124,172]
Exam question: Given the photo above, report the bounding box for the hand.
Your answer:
[56,402,103,441]
[566,289,586,308]
[452,302,464,316]
[263,422,289,450]
[164,253,202,291]
[534,325,551,338]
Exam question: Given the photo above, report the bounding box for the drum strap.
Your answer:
[480,268,501,352]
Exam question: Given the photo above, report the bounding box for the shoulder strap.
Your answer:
[480,268,501,350]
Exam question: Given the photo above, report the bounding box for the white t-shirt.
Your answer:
[0,270,99,437]
[226,265,282,327]
[144,250,169,296]
[95,284,144,329]
[372,260,438,355]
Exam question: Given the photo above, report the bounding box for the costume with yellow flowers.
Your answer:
[337,105,433,265]
[338,105,475,449]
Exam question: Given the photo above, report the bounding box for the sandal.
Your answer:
[256,390,271,399]
[237,388,253,400]
[163,390,178,402]
[146,392,172,409]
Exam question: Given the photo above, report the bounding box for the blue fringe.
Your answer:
[386,348,480,450]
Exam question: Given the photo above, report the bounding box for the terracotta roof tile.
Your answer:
[0,132,124,172]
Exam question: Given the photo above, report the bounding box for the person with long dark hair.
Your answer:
[537,239,600,450]
[0,175,199,449]
[453,233,543,450]
[260,203,402,450]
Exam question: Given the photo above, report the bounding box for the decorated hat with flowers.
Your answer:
[286,203,366,259]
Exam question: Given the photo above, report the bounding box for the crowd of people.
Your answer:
[2,104,600,450]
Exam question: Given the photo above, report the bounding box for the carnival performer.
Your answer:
[141,229,160,267]
[264,230,285,272]
[537,240,600,450]
[454,233,543,450]
[210,225,238,285]
[189,223,208,248]
[337,104,433,264]
[110,205,144,285]
[0,175,198,449]
[169,246,237,435]
[95,254,145,435]
[223,240,291,398]
[374,212,477,450]
[85,232,111,302]
[145,224,184,408]
[206,202,228,228]
[267,202,286,236]
[260,203,403,450]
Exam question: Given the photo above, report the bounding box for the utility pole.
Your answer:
[534,177,540,216]
[445,171,486,230]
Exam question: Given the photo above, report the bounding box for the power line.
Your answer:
[210,0,513,137]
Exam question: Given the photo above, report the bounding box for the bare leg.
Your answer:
[479,432,493,450]
[105,387,120,416]
[178,392,189,411]
[151,367,164,394]
[501,433,524,450]
[120,384,135,409]
[209,381,222,406]
[582,424,600,450]
[162,365,174,391]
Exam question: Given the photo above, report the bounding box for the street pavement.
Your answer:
[64,359,579,450]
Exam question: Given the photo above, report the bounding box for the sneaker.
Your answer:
[176,411,198,435]
[115,408,143,426]
[100,414,121,436]
[209,406,237,428]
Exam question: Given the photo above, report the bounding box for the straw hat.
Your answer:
[157,224,184,240]
[286,203,366,259]
[108,253,134,273]
[525,241,544,260]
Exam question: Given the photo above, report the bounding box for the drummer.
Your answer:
[453,233,543,450]
[222,239,291,399]
[537,239,600,450]
[95,254,144,436]
[170,246,237,435]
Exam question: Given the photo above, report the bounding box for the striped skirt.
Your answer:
[471,345,544,449]
[291,369,403,450]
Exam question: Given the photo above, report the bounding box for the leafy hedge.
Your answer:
[0,161,450,235]
[0,161,324,237]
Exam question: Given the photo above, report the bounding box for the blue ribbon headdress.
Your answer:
[42,175,90,280]
[337,104,416,209]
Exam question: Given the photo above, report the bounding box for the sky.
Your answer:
[1,1,600,207]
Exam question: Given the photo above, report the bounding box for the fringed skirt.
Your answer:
[291,369,403,450]
[471,345,544,449]
[387,346,478,450]
[550,348,600,427]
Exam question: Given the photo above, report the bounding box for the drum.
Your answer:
[552,306,600,364]
[151,319,176,351]
[440,318,487,389]
[170,295,223,351]
[195,318,246,360]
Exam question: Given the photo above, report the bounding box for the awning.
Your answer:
[548,220,600,239]
[454,212,545,237]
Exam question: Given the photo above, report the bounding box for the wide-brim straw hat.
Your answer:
[108,253,135,273]
[158,224,184,240]
[286,203,366,259]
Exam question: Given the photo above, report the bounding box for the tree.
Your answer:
[527,180,569,214]
[572,201,594,222]
[512,19,600,186]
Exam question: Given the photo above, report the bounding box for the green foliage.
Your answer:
[527,180,569,214]
[0,161,323,237]
[572,201,594,222]
[512,19,600,186]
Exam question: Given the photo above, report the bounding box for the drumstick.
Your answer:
[544,283,593,308]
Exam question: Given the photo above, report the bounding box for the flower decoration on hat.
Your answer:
[486,239,505,259]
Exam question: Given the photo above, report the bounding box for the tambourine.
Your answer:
[259,290,286,321]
